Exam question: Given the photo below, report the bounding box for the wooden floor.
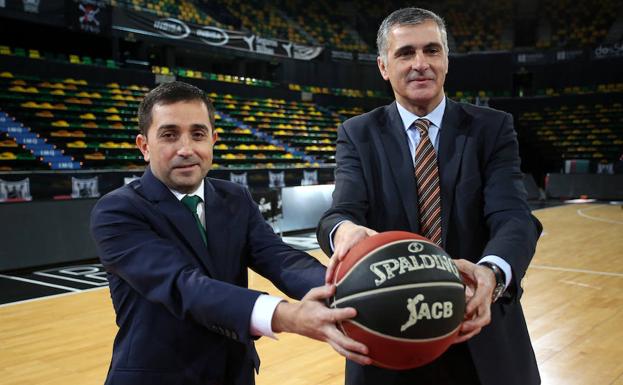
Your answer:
[0,203,622,385]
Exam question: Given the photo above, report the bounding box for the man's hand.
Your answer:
[452,259,496,343]
[271,284,372,366]
[325,221,378,283]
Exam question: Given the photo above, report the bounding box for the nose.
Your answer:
[411,51,429,72]
[176,134,194,157]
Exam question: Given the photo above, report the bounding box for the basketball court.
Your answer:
[1,203,621,385]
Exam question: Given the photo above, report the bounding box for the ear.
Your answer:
[377,56,390,81]
[136,134,150,162]
[212,130,219,144]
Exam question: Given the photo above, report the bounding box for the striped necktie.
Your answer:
[413,119,442,245]
[181,195,207,245]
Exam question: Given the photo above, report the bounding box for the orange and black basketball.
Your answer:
[329,231,465,370]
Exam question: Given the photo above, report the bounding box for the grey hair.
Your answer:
[377,7,449,64]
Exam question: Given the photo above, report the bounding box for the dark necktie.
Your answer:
[181,195,207,245]
[413,119,442,245]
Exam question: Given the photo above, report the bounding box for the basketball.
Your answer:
[329,231,466,370]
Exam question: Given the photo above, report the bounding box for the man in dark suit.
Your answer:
[91,81,370,385]
[317,8,542,385]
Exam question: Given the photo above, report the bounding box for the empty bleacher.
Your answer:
[213,94,338,165]
[0,74,146,170]
[0,70,348,172]
[517,101,623,170]
[539,0,620,49]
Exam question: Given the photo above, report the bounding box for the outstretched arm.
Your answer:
[271,284,372,366]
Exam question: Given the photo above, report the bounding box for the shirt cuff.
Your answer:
[329,220,350,252]
[478,255,512,289]
[250,294,284,340]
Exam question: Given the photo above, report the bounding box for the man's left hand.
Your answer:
[271,284,372,366]
[452,259,496,343]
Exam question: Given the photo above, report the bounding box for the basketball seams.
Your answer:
[343,319,461,343]
[334,237,441,286]
[330,281,464,308]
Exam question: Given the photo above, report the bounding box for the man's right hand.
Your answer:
[325,221,377,283]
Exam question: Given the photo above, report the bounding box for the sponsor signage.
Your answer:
[515,51,549,64]
[154,17,190,39]
[112,8,323,61]
[555,49,584,61]
[197,26,229,46]
[0,177,32,202]
[22,0,39,13]
[331,50,354,61]
[593,43,623,59]
[357,52,377,62]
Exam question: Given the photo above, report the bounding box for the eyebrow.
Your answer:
[394,42,443,56]
[156,123,210,132]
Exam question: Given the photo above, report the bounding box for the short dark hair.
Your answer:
[137,81,215,136]
[377,7,448,64]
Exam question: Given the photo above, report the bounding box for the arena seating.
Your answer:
[0,70,347,171]
[111,0,230,29]
[443,0,513,52]
[1,45,386,101]
[0,130,41,171]
[539,0,619,49]
[205,0,311,46]
[518,101,623,168]
[212,94,338,164]
[279,0,369,52]
[105,0,622,53]
[0,73,146,170]
[0,45,120,70]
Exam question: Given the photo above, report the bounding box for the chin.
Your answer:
[409,90,442,103]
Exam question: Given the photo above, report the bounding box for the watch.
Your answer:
[480,262,506,302]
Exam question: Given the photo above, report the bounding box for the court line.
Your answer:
[33,271,108,286]
[0,274,82,292]
[559,280,602,289]
[530,264,623,277]
[576,205,623,225]
[0,286,108,308]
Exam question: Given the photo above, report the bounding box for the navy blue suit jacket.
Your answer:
[91,168,325,385]
[317,99,542,385]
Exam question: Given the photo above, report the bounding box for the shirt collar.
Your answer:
[170,180,205,202]
[396,97,446,132]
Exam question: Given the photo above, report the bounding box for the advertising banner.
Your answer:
[112,8,323,61]
[68,0,111,34]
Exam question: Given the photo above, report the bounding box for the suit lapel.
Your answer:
[378,102,420,232]
[138,168,219,277]
[438,99,470,247]
[202,179,229,280]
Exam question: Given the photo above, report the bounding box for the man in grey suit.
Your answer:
[317,8,542,385]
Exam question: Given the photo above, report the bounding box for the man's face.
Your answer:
[378,20,449,115]
[136,100,217,193]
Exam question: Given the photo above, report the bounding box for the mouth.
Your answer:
[410,77,433,83]
[173,163,199,171]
